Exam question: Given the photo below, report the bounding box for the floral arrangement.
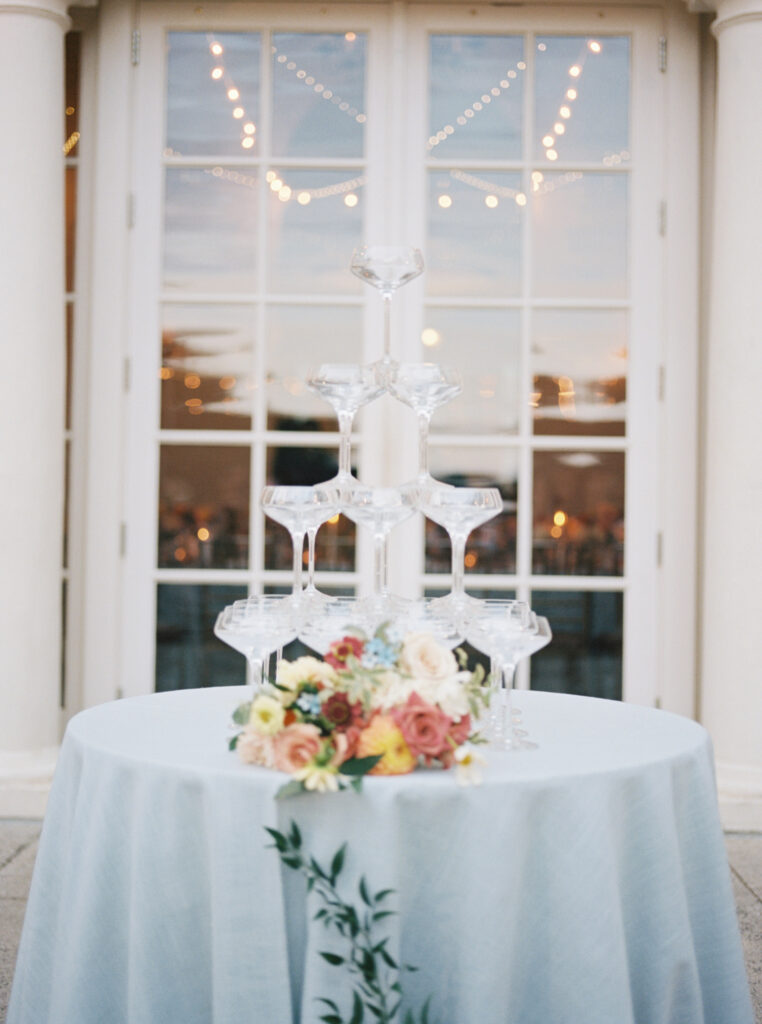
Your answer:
[229,625,488,796]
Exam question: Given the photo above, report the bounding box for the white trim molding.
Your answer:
[0,0,70,28]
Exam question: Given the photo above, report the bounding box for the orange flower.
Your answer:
[356,715,416,776]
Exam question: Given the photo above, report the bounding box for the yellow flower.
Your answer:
[356,715,416,776]
[275,656,339,705]
[249,695,286,735]
[293,763,341,792]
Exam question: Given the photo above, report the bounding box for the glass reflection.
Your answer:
[428,35,524,161]
[64,32,80,145]
[166,33,261,157]
[265,446,355,572]
[427,170,523,297]
[266,305,363,430]
[158,445,250,569]
[161,304,255,430]
[532,309,627,436]
[164,167,258,293]
[156,583,248,691]
[530,590,623,700]
[532,450,624,576]
[534,36,629,164]
[65,166,77,293]
[267,169,364,293]
[421,307,520,433]
[425,447,518,575]
[531,172,628,299]
[272,32,366,158]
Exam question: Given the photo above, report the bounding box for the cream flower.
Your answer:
[293,763,341,792]
[368,670,414,712]
[400,632,458,682]
[413,672,470,720]
[454,743,487,786]
[249,694,286,735]
[276,656,339,703]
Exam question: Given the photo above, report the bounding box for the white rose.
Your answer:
[369,670,414,712]
[400,632,458,682]
[275,656,338,705]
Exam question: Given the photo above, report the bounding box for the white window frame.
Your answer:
[75,0,699,717]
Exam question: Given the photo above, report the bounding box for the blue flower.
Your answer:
[361,637,397,669]
[295,692,322,716]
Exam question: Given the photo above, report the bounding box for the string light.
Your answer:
[270,41,366,125]
[427,55,527,152]
[204,167,367,205]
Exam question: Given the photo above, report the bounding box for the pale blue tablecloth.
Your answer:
[7,688,754,1024]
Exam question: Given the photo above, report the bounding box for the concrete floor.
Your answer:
[1,821,760,1023]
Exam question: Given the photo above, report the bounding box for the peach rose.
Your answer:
[237,727,275,768]
[272,723,322,774]
[356,715,416,776]
[390,692,452,762]
[400,632,457,682]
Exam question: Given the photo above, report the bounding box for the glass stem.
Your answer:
[417,411,431,478]
[338,410,354,478]
[383,293,392,360]
[501,664,516,748]
[247,655,264,693]
[450,532,467,596]
[292,530,305,594]
[306,527,318,591]
[373,533,387,596]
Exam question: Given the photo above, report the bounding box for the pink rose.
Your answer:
[391,692,452,762]
[438,716,472,769]
[272,723,322,774]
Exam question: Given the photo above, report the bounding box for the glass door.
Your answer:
[122,3,662,705]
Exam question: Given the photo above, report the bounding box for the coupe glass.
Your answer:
[307,363,385,488]
[214,595,297,692]
[402,598,466,649]
[340,485,418,599]
[350,245,424,362]
[418,486,503,606]
[297,595,365,654]
[386,362,462,484]
[466,608,552,750]
[261,485,339,596]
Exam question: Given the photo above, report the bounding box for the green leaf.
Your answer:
[263,827,287,852]
[349,990,364,1024]
[317,998,340,1012]
[310,856,328,880]
[404,964,419,973]
[380,948,398,969]
[319,1016,342,1024]
[358,876,372,907]
[275,779,307,800]
[320,951,345,966]
[372,910,395,922]
[350,777,363,793]
[330,843,346,883]
[231,702,252,725]
[366,1004,384,1019]
[228,734,240,751]
[282,855,302,869]
[314,908,328,921]
[339,755,383,777]
[404,1012,415,1024]
[421,995,432,1024]
[289,820,302,849]
[374,888,394,903]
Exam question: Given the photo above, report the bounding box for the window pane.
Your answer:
[267,169,364,293]
[534,36,629,165]
[425,447,518,575]
[531,172,627,299]
[163,167,258,293]
[530,590,623,700]
[532,450,624,576]
[265,445,355,572]
[166,32,261,158]
[427,170,523,297]
[428,35,524,161]
[266,305,363,430]
[532,308,627,436]
[64,32,80,143]
[272,32,366,158]
[158,445,250,569]
[161,304,255,430]
[156,583,248,691]
[421,307,521,434]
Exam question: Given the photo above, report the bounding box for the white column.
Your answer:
[701,0,762,826]
[0,0,69,792]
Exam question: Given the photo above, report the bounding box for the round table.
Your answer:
[7,688,754,1024]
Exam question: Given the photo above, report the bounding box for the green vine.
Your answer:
[266,821,435,1024]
